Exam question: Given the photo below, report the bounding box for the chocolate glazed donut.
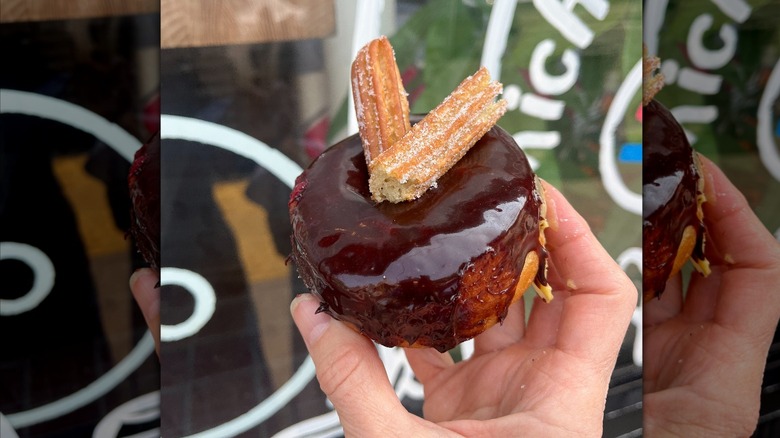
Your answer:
[289,119,549,352]
[643,100,709,300]
[128,132,161,270]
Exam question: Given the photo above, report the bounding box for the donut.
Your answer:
[288,118,550,352]
[128,131,161,270]
[642,100,710,301]
[641,47,711,301]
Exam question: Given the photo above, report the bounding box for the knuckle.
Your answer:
[317,345,363,399]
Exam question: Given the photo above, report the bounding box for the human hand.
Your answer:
[129,268,161,355]
[643,156,780,437]
[290,181,638,437]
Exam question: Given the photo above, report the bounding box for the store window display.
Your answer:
[0,6,160,437]
[4,0,778,437]
[154,1,642,436]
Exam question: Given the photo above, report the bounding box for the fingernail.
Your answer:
[291,294,331,345]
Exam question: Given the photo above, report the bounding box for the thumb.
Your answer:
[290,294,411,435]
[130,268,160,355]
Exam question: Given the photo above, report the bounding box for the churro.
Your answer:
[351,36,411,165]
[368,67,507,203]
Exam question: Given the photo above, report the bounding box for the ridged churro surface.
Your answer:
[351,36,410,165]
[368,67,507,202]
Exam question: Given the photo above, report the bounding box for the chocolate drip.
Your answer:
[643,100,705,298]
[289,121,544,351]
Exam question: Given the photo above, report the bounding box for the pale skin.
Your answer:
[287,181,638,437]
[128,162,779,437]
[643,156,780,437]
[129,268,160,355]
[129,182,638,437]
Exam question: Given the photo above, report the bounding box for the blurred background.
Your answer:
[646,0,779,436]
[5,1,777,437]
[1,1,160,437]
[157,0,642,436]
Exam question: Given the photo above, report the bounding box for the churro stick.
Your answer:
[351,36,411,164]
[369,67,507,203]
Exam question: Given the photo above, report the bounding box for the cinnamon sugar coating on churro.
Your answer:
[350,37,507,203]
[351,36,411,165]
[369,67,507,203]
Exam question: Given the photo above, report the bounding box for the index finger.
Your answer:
[539,181,637,363]
[698,156,780,334]
[699,155,780,269]
[130,268,161,355]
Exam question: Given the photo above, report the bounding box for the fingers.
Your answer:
[538,181,637,363]
[697,156,780,335]
[525,292,568,348]
[699,155,780,268]
[290,294,412,434]
[644,273,683,328]
[404,347,454,387]
[130,268,161,355]
[472,296,526,355]
[682,268,720,322]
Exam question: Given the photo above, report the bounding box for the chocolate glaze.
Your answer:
[643,100,706,298]
[289,120,545,352]
[129,132,161,270]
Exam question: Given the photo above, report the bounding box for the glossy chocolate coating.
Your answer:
[129,132,160,270]
[643,100,705,298]
[289,122,545,352]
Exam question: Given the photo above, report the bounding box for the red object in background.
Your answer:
[401,66,425,107]
[304,115,329,160]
